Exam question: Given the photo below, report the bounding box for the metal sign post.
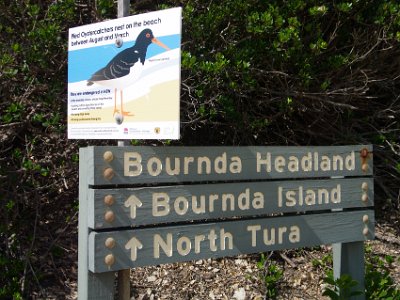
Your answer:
[117,2,132,299]
[118,0,129,19]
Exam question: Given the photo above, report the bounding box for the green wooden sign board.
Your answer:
[89,210,374,273]
[83,145,373,185]
[78,145,374,299]
[89,177,373,229]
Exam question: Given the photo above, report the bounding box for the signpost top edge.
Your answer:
[83,144,373,151]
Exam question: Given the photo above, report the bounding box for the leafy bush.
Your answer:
[257,253,283,299]
[322,252,400,299]
[322,273,363,300]
[179,0,400,218]
[365,254,400,299]
[0,0,79,297]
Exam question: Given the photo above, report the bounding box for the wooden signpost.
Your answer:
[78,145,374,299]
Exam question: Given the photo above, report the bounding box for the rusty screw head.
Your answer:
[103,151,114,162]
[360,148,369,159]
[363,227,369,236]
[362,193,369,203]
[104,210,115,223]
[362,163,369,172]
[103,167,114,180]
[105,237,116,249]
[104,194,115,206]
[104,254,115,266]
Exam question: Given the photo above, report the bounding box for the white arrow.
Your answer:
[124,195,142,219]
[125,236,143,261]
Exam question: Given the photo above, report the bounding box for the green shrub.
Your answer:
[257,253,283,298]
[322,252,400,299]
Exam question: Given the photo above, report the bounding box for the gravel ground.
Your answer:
[126,223,399,300]
[42,221,399,300]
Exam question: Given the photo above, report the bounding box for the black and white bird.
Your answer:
[87,28,169,120]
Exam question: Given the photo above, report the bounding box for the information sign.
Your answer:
[68,8,182,139]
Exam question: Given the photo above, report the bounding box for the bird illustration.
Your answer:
[87,28,170,123]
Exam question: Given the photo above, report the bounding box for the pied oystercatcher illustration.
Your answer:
[87,28,170,124]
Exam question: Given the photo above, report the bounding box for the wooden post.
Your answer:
[78,149,115,299]
[117,141,131,300]
[331,174,366,300]
[333,242,365,300]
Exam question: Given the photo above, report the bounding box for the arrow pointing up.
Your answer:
[124,195,143,219]
[125,236,143,261]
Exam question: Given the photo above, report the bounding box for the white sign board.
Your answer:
[67,8,181,139]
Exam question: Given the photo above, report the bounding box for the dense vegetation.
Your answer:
[0,0,399,298]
